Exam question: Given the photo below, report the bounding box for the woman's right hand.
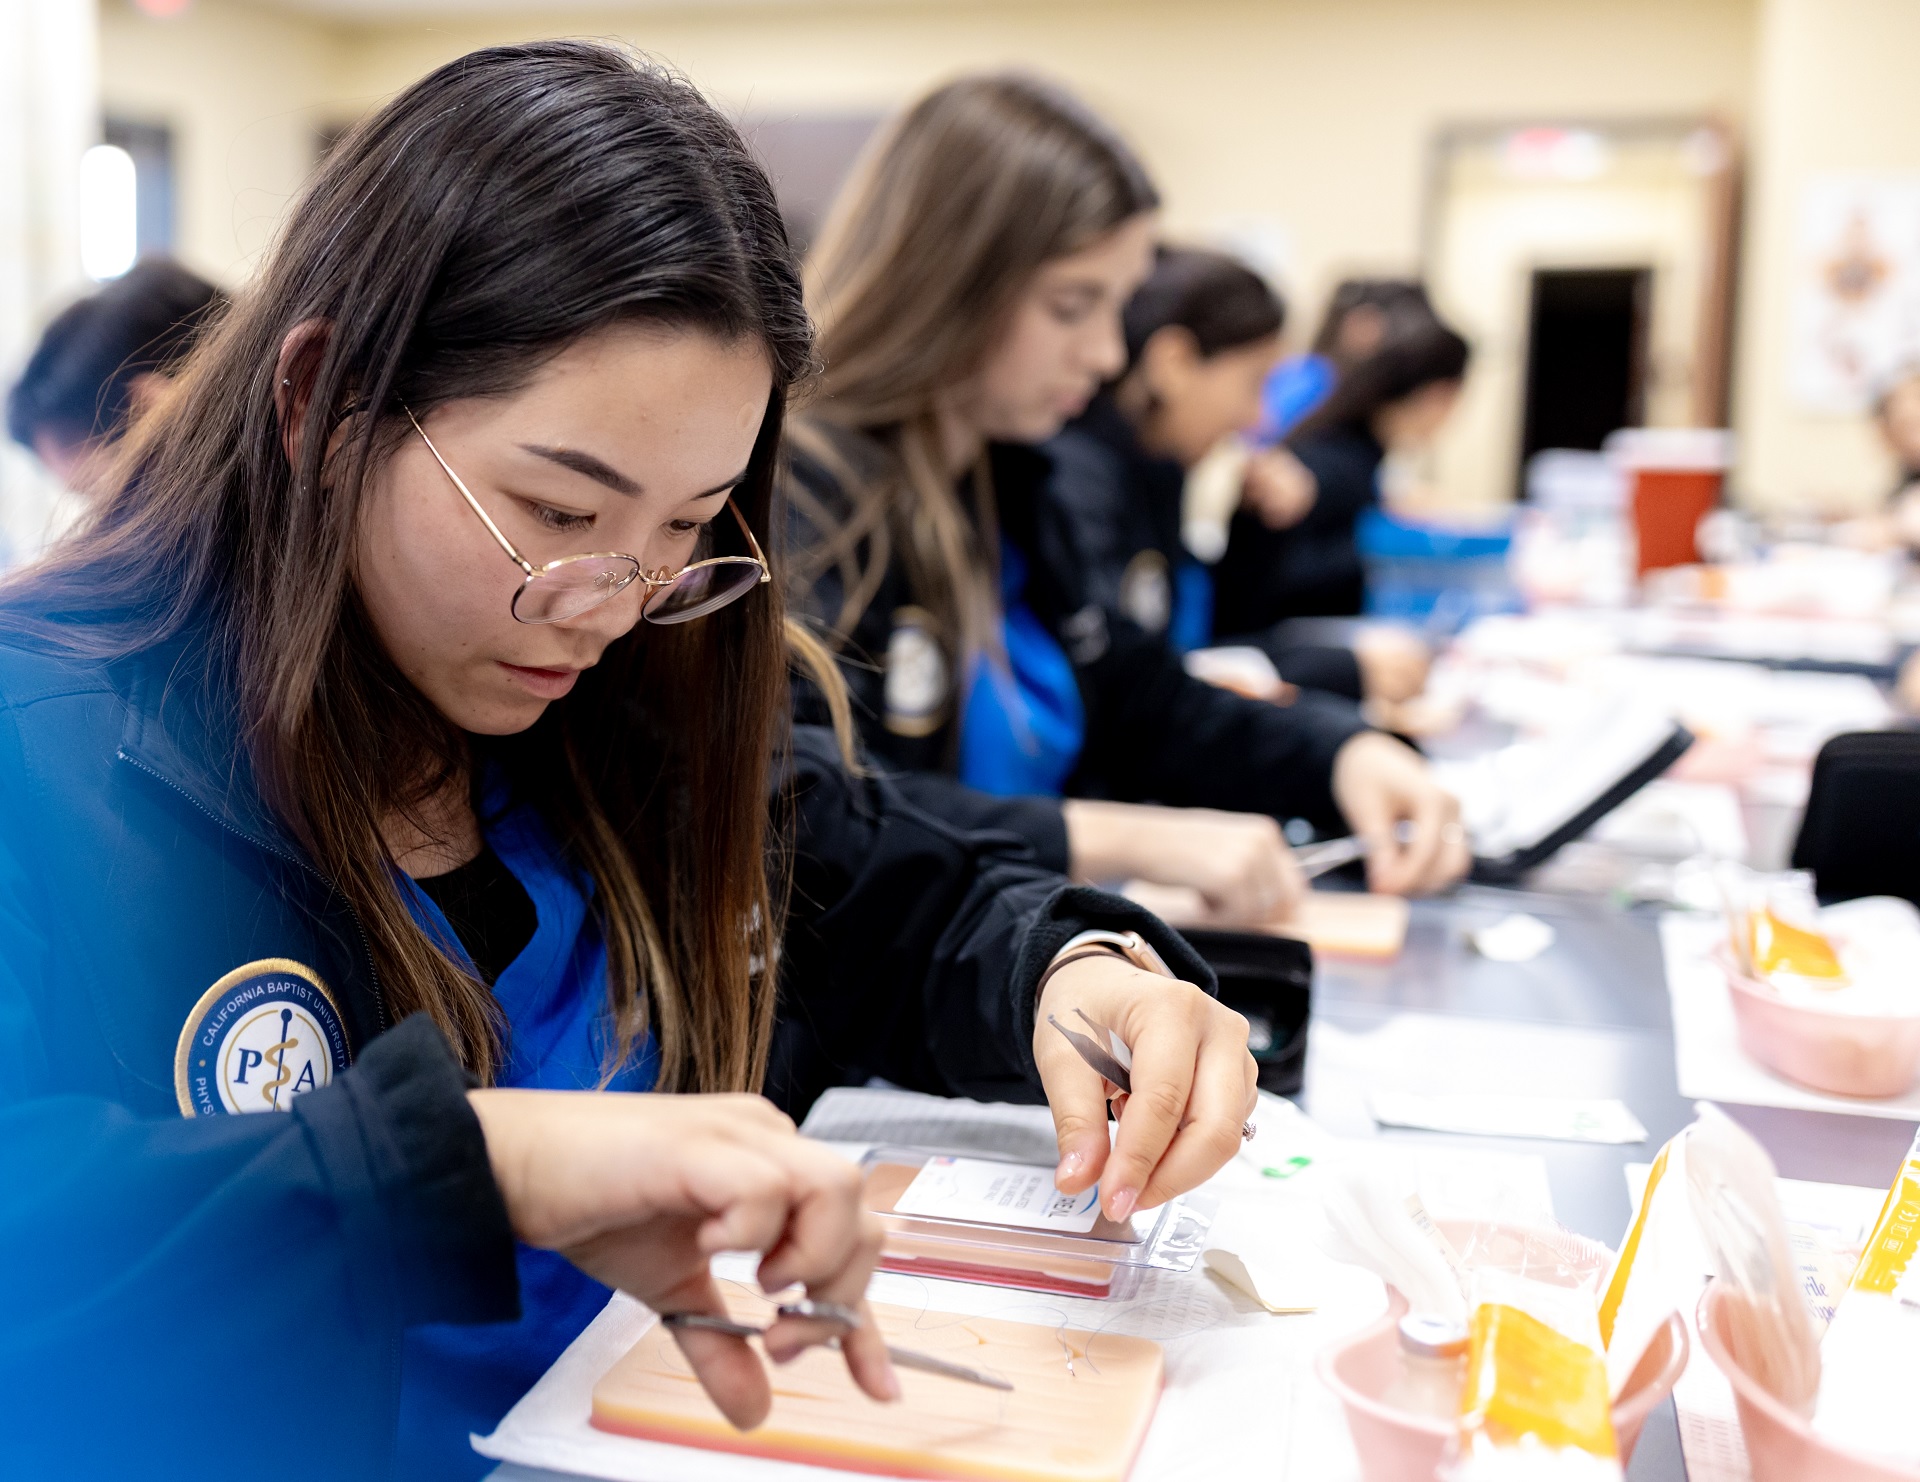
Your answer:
[467,1088,896,1428]
[1240,447,1318,530]
[1064,798,1304,925]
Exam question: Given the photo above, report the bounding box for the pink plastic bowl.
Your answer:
[1696,1281,1920,1482]
[1719,953,1920,1098]
[1316,1288,1687,1481]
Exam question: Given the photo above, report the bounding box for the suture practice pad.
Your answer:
[590,1288,1164,1482]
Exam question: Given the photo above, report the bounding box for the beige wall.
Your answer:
[105,0,1811,497]
[100,0,343,281]
[105,0,1759,311]
[333,0,1758,326]
[1733,0,1920,512]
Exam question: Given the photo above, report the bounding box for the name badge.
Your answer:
[173,959,351,1117]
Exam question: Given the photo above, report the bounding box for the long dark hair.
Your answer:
[0,42,814,1091]
[1121,246,1284,369]
[1288,321,1470,446]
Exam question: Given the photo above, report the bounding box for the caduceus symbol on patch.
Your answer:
[262,1008,299,1110]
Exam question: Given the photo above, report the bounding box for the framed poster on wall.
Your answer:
[1792,175,1920,413]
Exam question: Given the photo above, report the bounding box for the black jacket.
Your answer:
[1212,422,1382,632]
[1047,396,1365,701]
[788,428,1368,836]
[0,622,1203,1480]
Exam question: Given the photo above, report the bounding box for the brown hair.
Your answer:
[0,43,817,1092]
[790,73,1158,666]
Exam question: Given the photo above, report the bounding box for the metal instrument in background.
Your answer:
[1292,817,1434,880]
[1291,833,1371,880]
[660,1299,1015,1392]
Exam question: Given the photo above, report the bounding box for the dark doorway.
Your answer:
[1518,266,1652,490]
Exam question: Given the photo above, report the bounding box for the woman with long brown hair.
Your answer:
[789,75,1470,907]
[0,45,1253,1481]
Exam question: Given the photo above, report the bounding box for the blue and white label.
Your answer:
[174,959,350,1117]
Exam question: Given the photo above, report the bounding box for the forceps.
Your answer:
[661,1298,1014,1392]
[1291,833,1371,879]
[1047,1008,1257,1141]
[1292,819,1448,880]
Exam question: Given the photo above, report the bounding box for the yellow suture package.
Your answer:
[1450,1266,1622,1481]
[1748,906,1846,985]
[1812,1127,1920,1467]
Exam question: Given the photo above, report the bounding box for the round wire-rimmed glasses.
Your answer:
[405,407,771,626]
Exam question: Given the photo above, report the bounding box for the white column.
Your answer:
[0,0,97,565]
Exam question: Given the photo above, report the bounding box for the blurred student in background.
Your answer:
[1212,320,1470,635]
[788,75,1469,909]
[6,259,225,495]
[1045,245,1429,713]
[1259,276,1435,440]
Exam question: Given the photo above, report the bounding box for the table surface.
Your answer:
[1306,880,1919,1482]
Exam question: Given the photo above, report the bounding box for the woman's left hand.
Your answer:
[1033,953,1257,1222]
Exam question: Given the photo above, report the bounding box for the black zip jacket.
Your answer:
[1046,395,1366,701]
[788,428,1368,838]
[1211,422,1382,632]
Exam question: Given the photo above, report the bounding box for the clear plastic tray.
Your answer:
[859,1145,1215,1301]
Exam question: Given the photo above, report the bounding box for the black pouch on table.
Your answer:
[1176,928,1312,1097]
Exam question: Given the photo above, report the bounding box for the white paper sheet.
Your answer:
[1307,1012,1656,1146]
[474,1089,1559,1482]
[1661,912,1920,1119]
[1369,1090,1648,1145]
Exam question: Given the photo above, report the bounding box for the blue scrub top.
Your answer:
[958,540,1086,797]
[396,783,658,1479]
[1168,561,1214,655]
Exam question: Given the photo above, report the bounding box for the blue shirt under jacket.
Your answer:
[397,779,660,1479]
[958,540,1087,798]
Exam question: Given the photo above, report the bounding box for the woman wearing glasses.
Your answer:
[0,45,1253,1482]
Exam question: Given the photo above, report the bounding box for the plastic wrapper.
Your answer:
[859,1147,1213,1301]
[1720,865,1920,1016]
[1684,1104,1822,1414]
[1317,1162,1467,1323]
[1447,1221,1622,1482]
[1596,1125,1691,1399]
[1812,1124,1920,1466]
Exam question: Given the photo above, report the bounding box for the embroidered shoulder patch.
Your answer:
[884,606,951,737]
[174,959,350,1117]
[1118,549,1172,634]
